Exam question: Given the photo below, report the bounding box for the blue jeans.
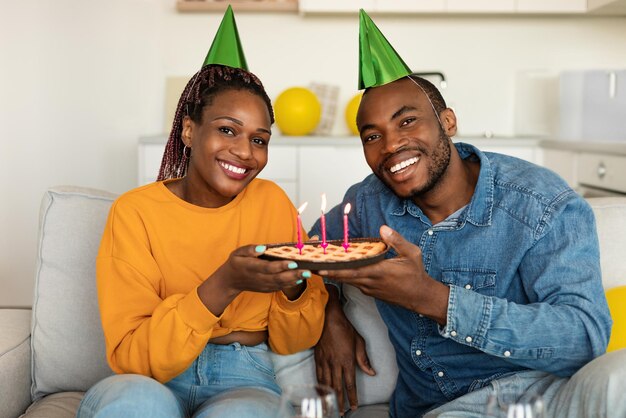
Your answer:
[423,349,626,418]
[76,342,281,418]
[341,349,626,418]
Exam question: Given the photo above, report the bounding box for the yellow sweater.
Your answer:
[97,179,328,383]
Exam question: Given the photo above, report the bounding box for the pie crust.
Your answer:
[263,239,387,264]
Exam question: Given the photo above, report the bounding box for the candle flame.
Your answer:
[344,202,352,215]
[298,201,309,214]
[321,193,327,213]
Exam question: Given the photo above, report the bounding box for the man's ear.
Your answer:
[181,116,194,147]
[440,108,457,137]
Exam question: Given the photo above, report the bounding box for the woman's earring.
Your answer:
[177,145,191,178]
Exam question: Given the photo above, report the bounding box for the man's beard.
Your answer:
[376,129,452,200]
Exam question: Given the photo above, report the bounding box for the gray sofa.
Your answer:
[1,186,626,418]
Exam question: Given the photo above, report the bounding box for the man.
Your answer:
[310,9,624,418]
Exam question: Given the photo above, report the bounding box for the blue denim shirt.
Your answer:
[310,143,612,418]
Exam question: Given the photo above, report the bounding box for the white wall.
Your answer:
[1,0,626,307]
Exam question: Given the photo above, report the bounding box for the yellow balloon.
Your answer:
[274,87,321,136]
[344,92,363,136]
[606,286,626,352]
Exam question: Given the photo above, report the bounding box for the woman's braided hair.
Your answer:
[158,64,274,181]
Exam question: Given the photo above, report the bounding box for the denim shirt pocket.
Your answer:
[440,268,497,297]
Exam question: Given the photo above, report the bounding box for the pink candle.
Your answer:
[296,202,308,254]
[342,203,351,252]
[320,193,328,254]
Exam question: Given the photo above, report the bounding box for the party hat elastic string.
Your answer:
[407,76,444,129]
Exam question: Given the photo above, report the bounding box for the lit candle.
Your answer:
[343,203,351,252]
[296,202,308,255]
[320,193,328,254]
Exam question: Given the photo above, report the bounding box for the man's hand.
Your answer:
[319,225,450,325]
[314,287,375,415]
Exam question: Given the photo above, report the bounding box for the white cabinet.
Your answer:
[134,137,626,221]
[138,138,166,185]
[177,0,297,12]
[516,0,587,13]
[578,153,626,194]
[294,144,372,229]
[299,0,374,13]
[587,0,626,14]
[263,146,299,204]
[300,0,625,14]
[141,136,544,228]
[139,137,626,226]
[447,0,514,13]
[455,137,543,166]
[257,139,373,230]
[541,141,626,197]
[478,144,541,165]
[138,136,372,230]
[542,148,577,188]
[139,135,546,229]
[376,0,445,13]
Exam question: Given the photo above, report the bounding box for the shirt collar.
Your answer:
[389,142,494,227]
[455,142,494,227]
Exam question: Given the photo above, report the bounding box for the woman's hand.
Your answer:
[197,244,310,315]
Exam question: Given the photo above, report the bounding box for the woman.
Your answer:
[77,61,327,418]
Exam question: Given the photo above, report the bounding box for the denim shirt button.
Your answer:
[450,330,457,337]
[464,284,472,290]
[427,229,434,236]
[465,336,473,343]
[415,350,422,356]
[504,350,511,357]
[418,314,424,317]
[437,371,444,377]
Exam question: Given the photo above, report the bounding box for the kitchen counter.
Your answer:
[540,140,626,196]
[541,139,626,156]
[139,134,543,147]
[139,134,543,228]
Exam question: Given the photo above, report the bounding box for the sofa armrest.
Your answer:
[0,309,33,418]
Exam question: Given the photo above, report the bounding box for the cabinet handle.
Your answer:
[597,162,607,179]
[609,71,617,99]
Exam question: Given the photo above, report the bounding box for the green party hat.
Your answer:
[202,5,248,70]
[358,9,411,89]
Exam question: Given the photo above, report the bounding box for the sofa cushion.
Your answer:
[342,284,398,405]
[0,309,32,418]
[22,391,83,418]
[588,197,626,291]
[271,284,399,408]
[31,187,116,400]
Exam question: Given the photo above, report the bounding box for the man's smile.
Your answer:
[389,156,419,174]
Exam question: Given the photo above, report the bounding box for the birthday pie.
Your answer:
[262,238,388,270]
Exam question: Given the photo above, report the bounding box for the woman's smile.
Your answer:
[218,159,252,180]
